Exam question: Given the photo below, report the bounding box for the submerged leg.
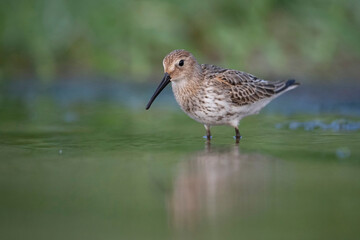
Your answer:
[235,127,241,143]
[204,125,211,141]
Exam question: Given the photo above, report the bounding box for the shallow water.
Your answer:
[1,82,360,239]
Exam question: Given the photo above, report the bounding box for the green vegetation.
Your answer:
[1,0,360,81]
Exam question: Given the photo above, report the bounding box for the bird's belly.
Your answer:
[182,97,274,126]
[183,99,238,126]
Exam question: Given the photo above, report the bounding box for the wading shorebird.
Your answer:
[146,50,299,142]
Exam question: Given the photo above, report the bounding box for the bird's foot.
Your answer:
[203,136,212,140]
[233,135,242,144]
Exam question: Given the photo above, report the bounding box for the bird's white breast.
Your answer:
[172,81,276,127]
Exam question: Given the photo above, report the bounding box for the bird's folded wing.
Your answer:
[215,69,287,106]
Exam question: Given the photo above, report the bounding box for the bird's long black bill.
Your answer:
[146,73,171,110]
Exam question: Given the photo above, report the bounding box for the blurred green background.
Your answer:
[1,0,360,82]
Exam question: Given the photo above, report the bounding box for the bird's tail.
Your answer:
[274,79,300,94]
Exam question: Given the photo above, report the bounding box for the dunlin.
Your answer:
[146,49,299,142]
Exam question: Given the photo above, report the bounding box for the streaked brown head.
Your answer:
[162,49,200,81]
[146,49,201,110]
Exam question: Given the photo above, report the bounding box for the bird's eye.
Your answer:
[179,60,184,66]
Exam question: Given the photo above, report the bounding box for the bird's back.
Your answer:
[201,64,299,106]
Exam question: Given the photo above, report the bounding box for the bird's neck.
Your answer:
[171,70,203,108]
[173,67,203,93]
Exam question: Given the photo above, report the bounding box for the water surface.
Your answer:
[1,82,360,239]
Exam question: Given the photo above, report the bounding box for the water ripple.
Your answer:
[276,119,360,132]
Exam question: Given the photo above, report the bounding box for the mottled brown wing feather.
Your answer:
[202,64,288,106]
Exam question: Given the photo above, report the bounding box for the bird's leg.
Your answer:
[235,127,241,143]
[205,140,211,152]
[204,125,211,141]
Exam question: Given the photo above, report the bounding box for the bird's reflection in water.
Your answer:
[167,142,277,231]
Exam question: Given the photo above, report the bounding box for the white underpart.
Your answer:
[225,86,298,127]
[187,85,297,128]
[172,78,298,129]
[225,86,297,127]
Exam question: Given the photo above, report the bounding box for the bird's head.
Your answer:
[146,49,201,110]
[162,49,199,81]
